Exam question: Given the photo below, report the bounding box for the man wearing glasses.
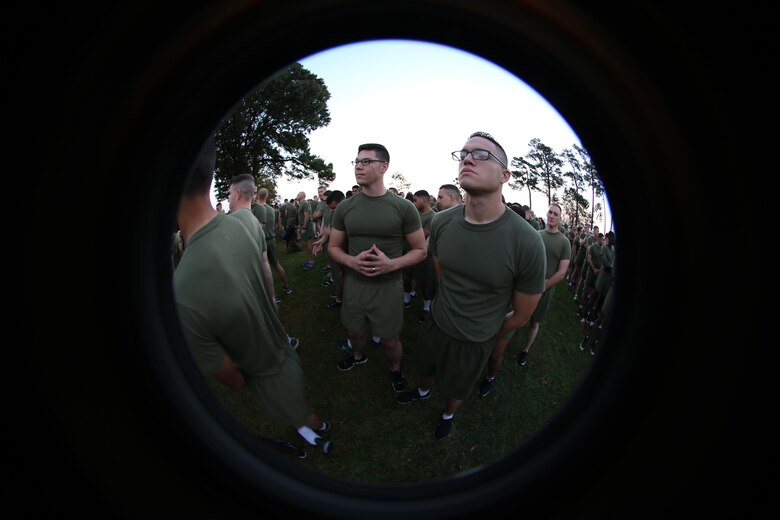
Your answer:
[328,143,427,394]
[398,131,546,439]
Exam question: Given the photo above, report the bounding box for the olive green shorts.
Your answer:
[246,346,310,427]
[341,274,403,338]
[530,285,555,323]
[414,318,495,400]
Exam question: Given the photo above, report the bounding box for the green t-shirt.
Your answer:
[429,205,547,342]
[229,208,267,254]
[314,199,327,224]
[173,213,287,378]
[297,200,312,229]
[331,191,422,282]
[251,202,267,231]
[588,243,604,269]
[263,203,276,239]
[539,229,572,279]
[284,202,298,226]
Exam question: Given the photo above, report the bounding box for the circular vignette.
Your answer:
[23,0,762,518]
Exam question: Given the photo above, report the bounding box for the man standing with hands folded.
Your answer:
[328,143,426,394]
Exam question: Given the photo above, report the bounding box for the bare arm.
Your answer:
[496,290,543,337]
[260,250,277,304]
[214,354,245,391]
[545,259,571,290]
[312,224,331,255]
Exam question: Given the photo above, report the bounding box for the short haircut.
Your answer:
[414,189,430,198]
[358,143,389,163]
[469,131,507,167]
[182,136,216,197]
[326,190,345,205]
[439,184,463,201]
[257,187,269,200]
[229,173,256,199]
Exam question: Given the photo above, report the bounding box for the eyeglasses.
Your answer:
[451,149,507,168]
[352,158,386,166]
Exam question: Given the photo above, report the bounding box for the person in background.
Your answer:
[312,190,346,308]
[436,184,463,211]
[514,202,571,369]
[256,187,293,302]
[295,191,316,270]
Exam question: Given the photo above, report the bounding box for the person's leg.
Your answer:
[380,335,403,372]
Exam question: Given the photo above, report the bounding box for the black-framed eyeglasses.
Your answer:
[352,158,386,166]
[451,149,507,168]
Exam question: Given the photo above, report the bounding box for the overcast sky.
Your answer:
[214,39,612,228]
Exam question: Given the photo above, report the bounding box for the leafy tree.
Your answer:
[509,156,540,209]
[212,63,334,201]
[561,187,590,227]
[390,171,411,193]
[526,138,564,206]
[574,144,604,226]
[560,146,587,225]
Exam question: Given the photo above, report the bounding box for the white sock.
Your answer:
[372,335,381,343]
[418,387,430,397]
[297,426,319,445]
[442,412,454,420]
[403,292,411,304]
[423,300,431,311]
[347,338,352,348]
[410,290,417,297]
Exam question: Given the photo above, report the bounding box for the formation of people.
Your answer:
[171,131,616,456]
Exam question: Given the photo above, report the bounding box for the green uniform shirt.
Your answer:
[429,205,546,342]
[174,213,287,378]
[331,191,421,282]
[539,229,572,279]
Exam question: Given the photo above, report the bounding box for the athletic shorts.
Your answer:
[531,285,555,323]
[341,274,403,338]
[299,222,315,241]
[414,318,495,400]
[266,236,278,266]
[246,346,310,427]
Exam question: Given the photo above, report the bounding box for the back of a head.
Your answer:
[182,136,216,197]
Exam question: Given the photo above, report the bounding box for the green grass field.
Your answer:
[205,237,595,485]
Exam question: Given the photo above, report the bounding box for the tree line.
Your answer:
[213,62,606,228]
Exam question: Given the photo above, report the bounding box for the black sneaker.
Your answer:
[434,416,453,439]
[518,350,528,366]
[320,266,331,272]
[403,300,411,308]
[274,296,282,304]
[320,278,334,287]
[288,336,299,350]
[325,299,342,309]
[418,309,430,323]
[398,388,431,404]
[579,336,589,351]
[267,438,307,459]
[337,354,367,371]
[315,437,332,454]
[478,377,493,397]
[391,370,406,392]
[282,286,293,294]
[316,420,331,434]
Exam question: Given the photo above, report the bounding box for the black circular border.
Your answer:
[19,0,769,518]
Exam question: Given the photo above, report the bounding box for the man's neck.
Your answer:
[178,196,218,245]
[463,191,505,224]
